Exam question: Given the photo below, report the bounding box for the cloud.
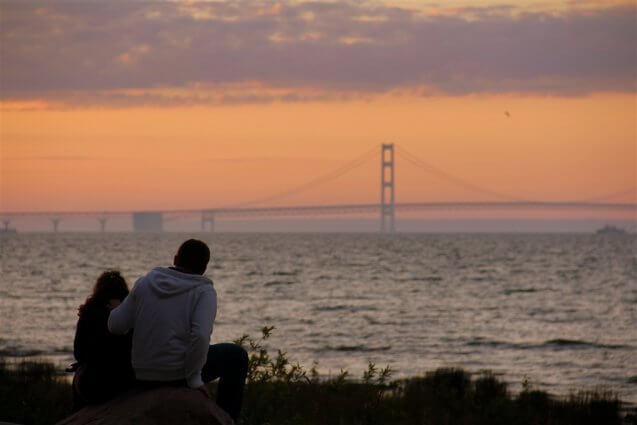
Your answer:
[116,44,151,66]
[3,156,125,161]
[202,155,329,163]
[1,1,635,105]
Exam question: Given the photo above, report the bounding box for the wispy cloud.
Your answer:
[202,156,328,163]
[1,1,635,106]
[2,154,329,163]
[3,156,126,161]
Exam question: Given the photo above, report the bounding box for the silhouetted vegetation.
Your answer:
[0,329,627,425]
[0,358,72,425]
[232,327,624,425]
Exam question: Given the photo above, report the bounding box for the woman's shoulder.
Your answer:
[78,302,109,324]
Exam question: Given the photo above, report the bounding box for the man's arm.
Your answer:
[108,289,136,335]
[185,288,217,388]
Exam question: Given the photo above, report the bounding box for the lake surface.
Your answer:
[1,232,636,402]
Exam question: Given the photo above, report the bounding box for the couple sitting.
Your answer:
[72,239,248,422]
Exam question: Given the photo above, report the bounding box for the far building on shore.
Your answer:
[132,212,163,232]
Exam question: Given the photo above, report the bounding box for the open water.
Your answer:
[1,233,636,402]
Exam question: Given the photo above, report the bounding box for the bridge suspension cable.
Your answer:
[571,187,637,202]
[396,145,637,204]
[395,145,527,201]
[223,146,378,208]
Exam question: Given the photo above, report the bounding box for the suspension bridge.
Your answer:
[1,144,635,233]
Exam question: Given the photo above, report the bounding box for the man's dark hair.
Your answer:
[174,239,210,275]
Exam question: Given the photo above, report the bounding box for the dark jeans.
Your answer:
[72,364,134,411]
[202,343,249,422]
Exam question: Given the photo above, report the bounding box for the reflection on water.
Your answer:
[1,232,636,402]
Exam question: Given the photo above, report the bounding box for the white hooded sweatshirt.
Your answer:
[108,267,217,388]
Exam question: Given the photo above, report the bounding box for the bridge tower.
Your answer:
[380,143,395,233]
[201,211,215,232]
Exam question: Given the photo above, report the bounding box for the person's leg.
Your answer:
[202,343,249,421]
[71,372,85,412]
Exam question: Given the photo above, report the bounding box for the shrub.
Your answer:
[0,358,73,424]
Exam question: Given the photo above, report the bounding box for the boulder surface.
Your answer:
[55,386,233,425]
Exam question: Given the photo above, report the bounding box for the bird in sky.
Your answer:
[504,111,511,118]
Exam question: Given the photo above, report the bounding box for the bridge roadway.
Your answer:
[1,201,635,220]
[1,201,634,231]
[203,201,637,216]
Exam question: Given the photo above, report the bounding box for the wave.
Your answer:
[272,271,298,276]
[542,339,629,350]
[466,338,522,349]
[314,305,348,312]
[264,280,296,287]
[322,345,392,353]
[0,348,44,357]
[313,304,378,313]
[503,288,538,295]
[397,276,443,282]
[465,338,630,351]
[470,277,489,282]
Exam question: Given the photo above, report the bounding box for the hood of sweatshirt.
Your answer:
[146,267,213,298]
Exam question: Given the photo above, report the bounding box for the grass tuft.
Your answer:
[0,358,73,425]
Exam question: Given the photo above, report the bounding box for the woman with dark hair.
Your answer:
[72,270,134,409]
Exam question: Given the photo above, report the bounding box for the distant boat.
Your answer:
[595,225,626,235]
[0,228,17,233]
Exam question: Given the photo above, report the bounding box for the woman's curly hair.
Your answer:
[78,270,129,317]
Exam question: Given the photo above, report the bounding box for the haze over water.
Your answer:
[1,232,635,403]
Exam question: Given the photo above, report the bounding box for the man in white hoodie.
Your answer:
[108,239,248,422]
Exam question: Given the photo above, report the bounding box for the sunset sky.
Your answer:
[1,0,635,217]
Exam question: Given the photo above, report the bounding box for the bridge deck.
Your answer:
[1,201,635,219]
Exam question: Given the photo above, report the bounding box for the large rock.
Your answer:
[55,387,233,425]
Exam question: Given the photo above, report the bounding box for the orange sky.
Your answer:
[0,1,635,220]
[1,92,634,212]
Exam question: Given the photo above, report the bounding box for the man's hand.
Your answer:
[196,385,210,399]
[107,299,121,310]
